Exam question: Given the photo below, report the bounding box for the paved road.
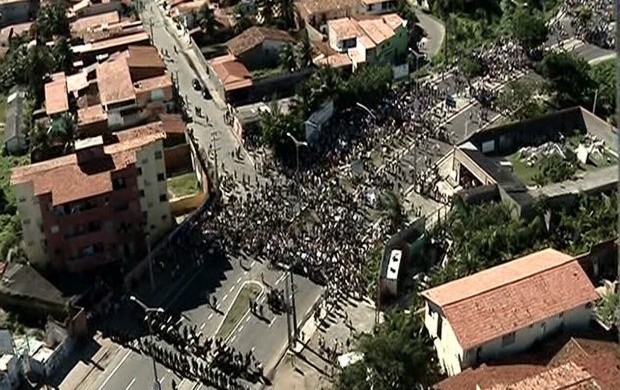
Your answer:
[414,9,445,57]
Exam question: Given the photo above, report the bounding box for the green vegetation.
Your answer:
[0,94,6,124]
[589,59,616,119]
[496,77,547,121]
[0,154,29,260]
[596,292,620,328]
[167,172,200,198]
[538,52,595,109]
[259,64,394,155]
[428,194,617,287]
[361,244,383,299]
[509,6,548,52]
[531,154,577,186]
[378,190,407,234]
[334,311,440,390]
[216,282,262,340]
[250,65,286,80]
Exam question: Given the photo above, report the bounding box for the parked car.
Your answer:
[192,78,201,91]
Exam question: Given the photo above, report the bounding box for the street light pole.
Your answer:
[130,296,163,390]
[289,269,298,340]
[286,132,307,176]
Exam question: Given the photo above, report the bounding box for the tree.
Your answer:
[36,4,70,42]
[460,54,484,79]
[496,77,546,120]
[257,0,276,25]
[276,0,296,29]
[196,5,216,35]
[259,100,304,153]
[378,190,406,233]
[49,112,78,153]
[538,52,595,108]
[52,37,74,73]
[279,43,297,72]
[25,44,53,103]
[589,59,616,118]
[510,7,548,52]
[293,33,313,69]
[335,312,441,390]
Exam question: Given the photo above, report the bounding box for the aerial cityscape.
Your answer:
[0,0,617,389]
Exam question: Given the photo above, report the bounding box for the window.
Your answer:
[113,177,127,190]
[501,332,516,347]
[162,214,168,221]
[139,189,145,197]
[157,173,165,182]
[150,224,156,231]
[366,4,372,11]
[138,167,142,175]
[558,312,564,318]
[159,194,167,202]
[142,158,148,164]
[142,211,148,220]
[155,151,163,160]
[50,224,59,234]
[437,315,443,340]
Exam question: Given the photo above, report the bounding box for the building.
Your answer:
[169,0,208,29]
[3,86,27,154]
[73,31,150,63]
[296,0,361,28]
[435,335,620,390]
[225,26,295,71]
[207,54,253,104]
[11,125,172,273]
[360,0,397,15]
[44,72,70,117]
[322,14,407,68]
[125,45,166,81]
[421,248,599,376]
[0,0,31,28]
[70,10,120,34]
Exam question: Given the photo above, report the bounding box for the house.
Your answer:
[0,0,31,27]
[225,27,295,71]
[359,0,397,15]
[73,31,150,63]
[10,125,172,273]
[169,0,208,29]
[125,45,166,81]
[435,335,620,390]
[70,10,120,34]
[207,54,253,104]
[420,248,599,376]
[3,86,27,154]
[296,0,360,29]
[322,14,407,69]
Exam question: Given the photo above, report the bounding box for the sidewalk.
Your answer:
[58,336,120,390]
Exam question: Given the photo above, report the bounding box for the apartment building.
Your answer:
[11,125,172,273]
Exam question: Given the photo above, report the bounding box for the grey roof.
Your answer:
[0,263,66,306]
[3,87,25,143]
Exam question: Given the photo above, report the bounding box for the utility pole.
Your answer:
[289,269,298,340]
[592,88,599,115]
[211,131,219,186]
[284,273,293,348]
[130,297,163,390]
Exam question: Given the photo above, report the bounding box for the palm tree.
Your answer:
[257,0,276,25]
[52,37,74,73]
[294,33,312,69]
[36,4,70,42]
[48,112,78,153]
[25,44,53,103]
[279,43,297,72]
[277,0,296,29]
[196,5,216,35]
[378,190,406,233]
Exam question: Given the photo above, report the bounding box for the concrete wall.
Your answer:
[169,190,207,216]
[424,301,464,376]
[14,181,46,266]
[467,107,586,156]
[164,143,192,176]
[238,40,288,71]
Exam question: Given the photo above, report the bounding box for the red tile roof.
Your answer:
[126,45,165,69]
[226,26,294,57]
[70,11,119,32]
[44,72,69,115]
[133,73,172,93]
[421,249,599,349]
[486,362,598,390]
[159,114,186,134]
[210,54,253,91]
[96,58,136,105]
[11,125,165,206]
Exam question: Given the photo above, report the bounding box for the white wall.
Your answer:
[135,140,172,242]
[425,300,594,376]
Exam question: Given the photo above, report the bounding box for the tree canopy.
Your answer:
[36,4,71,42]
[509,7,548,51]
[589,59,616,118]
[334,311,441,390]
[538,52,595,108]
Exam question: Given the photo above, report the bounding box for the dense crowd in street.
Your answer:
[553,0,615,48]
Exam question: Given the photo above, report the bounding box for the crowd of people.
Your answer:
[556,0,615,49]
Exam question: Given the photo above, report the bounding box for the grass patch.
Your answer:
[251,65,286,80]
[217,282,262,340]
[596,292,619,328]
[508,153,540,186]
[167,172,199,198]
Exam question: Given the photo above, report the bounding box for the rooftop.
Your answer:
[486,362,598,390]
[421,248,599,349]
[296,0,360,19]
[226,26,294,57]
[328,14,403,48]
[126,45,165,69]
[133,73,172,94]
[70,11,119,32]
[159,113,186,134]
[75,31,150,54]
[0,21,32,44]
[96,58,135,105]
[210,54,253,92]
[77,104,108,126]
[11,125,166,206]
[44,72,69,116]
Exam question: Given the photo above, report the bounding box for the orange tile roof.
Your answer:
[296,0,359,19]
[44,72,69,115]
[70,11,119,32]
[421,249,599,349]
[159,114,186,134]
[328,18,359,41]
[357,17,396,44]
[226,26,294,56]
[126,45,165,69]
[315,53,352,67]
[133,73,172,93]
[210,54,253,92]
[77,104,108,125]
[89,31,150,52]
[486,362,598,390]
[11,126,165,206]
[96,58,136,105]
